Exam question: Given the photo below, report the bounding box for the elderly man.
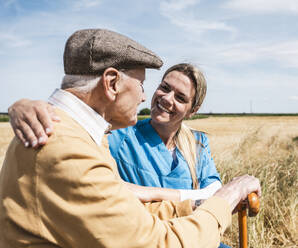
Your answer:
[0,29,260,247]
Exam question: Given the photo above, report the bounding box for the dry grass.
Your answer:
[185,116,298,247]
[1,116,298,247]
[0,122,13,166]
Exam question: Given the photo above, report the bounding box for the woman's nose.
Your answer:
[161,91,174,106]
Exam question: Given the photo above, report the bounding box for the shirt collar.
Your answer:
[48,88,111,146]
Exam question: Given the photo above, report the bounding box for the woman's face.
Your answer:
[151,70,196,128]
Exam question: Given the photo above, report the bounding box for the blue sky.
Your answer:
[1,0,298,113]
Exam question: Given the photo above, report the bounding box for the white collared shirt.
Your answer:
[48,88,111,146]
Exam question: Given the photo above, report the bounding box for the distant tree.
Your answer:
[138,108,151,115]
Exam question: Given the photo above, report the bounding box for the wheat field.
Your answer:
[1,116,298,247]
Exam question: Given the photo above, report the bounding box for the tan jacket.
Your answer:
[0,109,231,247]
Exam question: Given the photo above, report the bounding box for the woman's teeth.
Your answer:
[157,103,172,114]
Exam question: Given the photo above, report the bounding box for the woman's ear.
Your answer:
[188,105,200,118]
[101,68,121,101]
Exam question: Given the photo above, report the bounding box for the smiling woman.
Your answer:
[149,63,207,188]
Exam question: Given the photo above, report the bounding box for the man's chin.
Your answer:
[110,115,138,130]
[129,117,138,126]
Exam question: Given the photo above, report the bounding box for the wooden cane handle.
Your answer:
[247,192,260,217]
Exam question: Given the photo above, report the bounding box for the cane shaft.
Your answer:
[238,204,248,248]
[238,192,260,248]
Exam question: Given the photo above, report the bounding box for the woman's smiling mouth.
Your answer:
[157,102,173,114]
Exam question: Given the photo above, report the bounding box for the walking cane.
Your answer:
[238,192,260,248]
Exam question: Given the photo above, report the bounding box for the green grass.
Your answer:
[199,113,298,117]
[138,113,298,121]
[137,114,209,121]
[185,114,209,120]
[137,115,150,121]
[0,114,9,122]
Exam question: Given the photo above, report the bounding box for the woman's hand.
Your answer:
[8,99,59,148]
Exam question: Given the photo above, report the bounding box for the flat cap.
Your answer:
[64,29,163,75]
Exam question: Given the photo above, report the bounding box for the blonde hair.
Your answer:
[163,63,207,189]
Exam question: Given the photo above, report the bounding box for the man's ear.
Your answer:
[101,68,121,101]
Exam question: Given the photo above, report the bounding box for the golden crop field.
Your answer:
[0,122,13,166]
[1,116,297,247]
[186,116,298,248]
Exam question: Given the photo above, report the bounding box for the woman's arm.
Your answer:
[124,181,221,203]
[124,182,180,202]
[179,181,222,201]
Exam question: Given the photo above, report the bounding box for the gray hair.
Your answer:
[61,74,101,93]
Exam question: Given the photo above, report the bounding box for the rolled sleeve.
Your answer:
[144,199,193,220]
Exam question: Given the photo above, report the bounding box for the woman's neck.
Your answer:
[150,119,179,150]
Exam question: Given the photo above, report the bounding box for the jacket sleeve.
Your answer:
[143,199,193,220]
[36,134,231,248]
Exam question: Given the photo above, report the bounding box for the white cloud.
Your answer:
[289,96,298,101]
[0,33,31,48]
[172,18,235,34]
[72,0,102,11]
[212,40,298,68]
[262,41,298,68]
[160,0,199,11]
[206,65,298,90]
[160,0,236,35]
[1,0,17,7]
[223,0,298,14]
[0,0,22,12]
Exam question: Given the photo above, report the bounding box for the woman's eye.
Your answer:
[176,95,187,103]
[160,84,170,92]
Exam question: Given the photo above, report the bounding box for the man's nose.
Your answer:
[141,91,146,103]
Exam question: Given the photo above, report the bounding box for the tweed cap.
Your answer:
[64,29,163,75]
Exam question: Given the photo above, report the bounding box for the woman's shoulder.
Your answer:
[190,129,210,147]
[110,126,132,138]
[109,118,150,143]
[190,128,207,138]
[135,118,151,129]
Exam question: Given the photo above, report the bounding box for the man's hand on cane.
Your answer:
[214,174,261,213]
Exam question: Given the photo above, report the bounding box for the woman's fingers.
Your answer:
[8,99,53,147]
[35,102,57,137]
[14,128,29,147]
[17,120,40,148]
[27,114,49,146]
